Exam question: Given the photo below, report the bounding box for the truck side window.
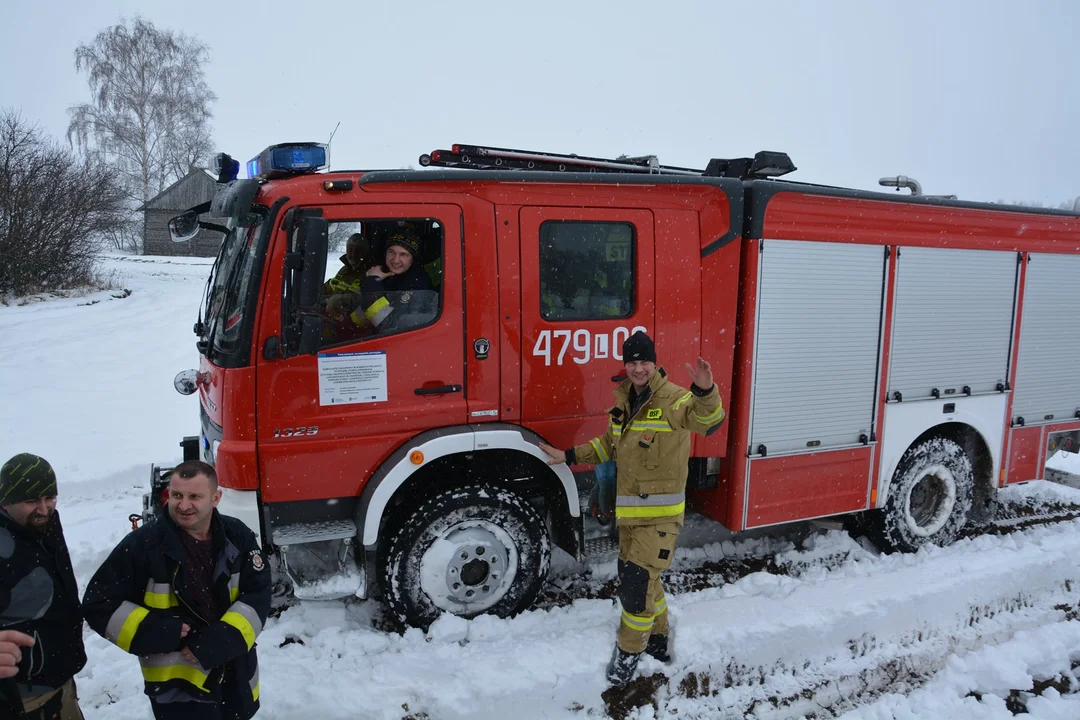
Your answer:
[539,221,635,320]
[314,218,443,347]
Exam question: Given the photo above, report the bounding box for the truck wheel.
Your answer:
[379,484,551,629]
[865,437,974,553]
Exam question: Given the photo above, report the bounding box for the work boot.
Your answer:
[606,645,642,687]
[644,633,671,663]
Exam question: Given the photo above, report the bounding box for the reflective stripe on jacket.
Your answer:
[571,368,724,526]
[322,255,366,296]
[349,263,436,330]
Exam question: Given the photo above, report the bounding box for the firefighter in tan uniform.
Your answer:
[540,331,725,687]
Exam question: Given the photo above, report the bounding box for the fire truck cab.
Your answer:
[158,142,1080,628]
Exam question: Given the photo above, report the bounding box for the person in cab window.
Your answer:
[351,231,437,333]
[324,232,376,320]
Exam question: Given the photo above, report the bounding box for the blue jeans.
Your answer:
[592,460,617,518]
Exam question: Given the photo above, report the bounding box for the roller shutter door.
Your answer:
[1011,253,1080,425]
[750,240,885,455]
[888,247,1016,401]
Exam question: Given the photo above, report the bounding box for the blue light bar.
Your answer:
[246,143,328,179]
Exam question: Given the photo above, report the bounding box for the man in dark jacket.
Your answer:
[83,461,271,720]
[0,453,88,719]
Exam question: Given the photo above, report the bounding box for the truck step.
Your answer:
[273,519,357,546]
[584,536,620,557]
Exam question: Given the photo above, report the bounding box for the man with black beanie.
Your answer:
[540,331,726,687]
[0,453,87,719]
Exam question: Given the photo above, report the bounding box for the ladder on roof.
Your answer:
[418,143,796,179]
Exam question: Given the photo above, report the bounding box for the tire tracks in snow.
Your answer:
[608,586,1080,720]
[539,501,1080,614]
[595,509,1080,719]
[265,495,1080,720]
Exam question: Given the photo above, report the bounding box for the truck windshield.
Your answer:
[203,209,267,363]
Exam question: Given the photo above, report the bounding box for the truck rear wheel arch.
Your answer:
[880,422,995,520]
[919,422,995,521]
[864,423,994,552]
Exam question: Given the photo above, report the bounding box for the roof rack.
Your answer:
[418,144,796,180]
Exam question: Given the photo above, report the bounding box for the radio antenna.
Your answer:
[326,122,341,170]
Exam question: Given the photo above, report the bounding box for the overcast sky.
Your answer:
[2,0,1078,206]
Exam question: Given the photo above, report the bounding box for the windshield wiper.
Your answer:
[195,238,229,356]
[204,220,258,355]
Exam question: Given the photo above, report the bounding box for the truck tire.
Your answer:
[379,484,551,629]
[865,437,974,553]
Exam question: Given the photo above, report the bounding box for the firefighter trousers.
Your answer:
[616,522,679,654]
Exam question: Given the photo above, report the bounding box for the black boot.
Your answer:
[606,645,642,687]
[644,634,671,663]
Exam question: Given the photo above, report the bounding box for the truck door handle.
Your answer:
[414,384,463,396]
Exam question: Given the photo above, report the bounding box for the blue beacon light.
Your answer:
[246,143,328,179]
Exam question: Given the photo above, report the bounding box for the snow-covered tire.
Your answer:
[865,437,974,553]
[379,484,551,629]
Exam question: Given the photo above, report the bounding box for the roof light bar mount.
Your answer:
[418,143,795,180]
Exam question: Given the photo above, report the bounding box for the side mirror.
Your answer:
[281,215,328,358]
[296,217,329,307]
[173,369,199,395]
[297,315,323,356]
[168,211,201,242]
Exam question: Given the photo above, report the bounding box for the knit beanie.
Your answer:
[0,453,58,505]
[386,231,422,260]
[622,331,656,363]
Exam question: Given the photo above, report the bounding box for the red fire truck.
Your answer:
[157,142,1080,628]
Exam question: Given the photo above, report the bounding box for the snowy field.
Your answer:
[4,254,1080,720]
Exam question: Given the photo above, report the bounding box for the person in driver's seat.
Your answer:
[324,232,377,319]
[351,231,436,332]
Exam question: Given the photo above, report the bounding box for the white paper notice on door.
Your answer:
[318,350,387,406]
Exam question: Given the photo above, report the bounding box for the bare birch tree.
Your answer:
[67,17,216,207]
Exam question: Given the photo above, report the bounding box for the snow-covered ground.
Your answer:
[4,254,1080,720]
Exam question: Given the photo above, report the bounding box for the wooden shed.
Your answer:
[140,169,221,256]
